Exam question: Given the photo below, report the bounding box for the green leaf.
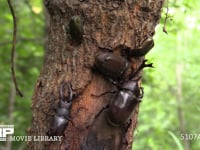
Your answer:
[168,131,184,150]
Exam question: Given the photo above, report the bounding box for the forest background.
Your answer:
[0,0,199,150]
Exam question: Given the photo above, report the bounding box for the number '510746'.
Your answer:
[180,133,200,140]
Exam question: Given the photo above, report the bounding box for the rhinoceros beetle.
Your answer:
[106,61,153,126]
[94,52,129,82]
[122,37,154,58]
[94,38,154,82]
[107,80,143,126]
[93,60,153,126]
[93,37,154,126]
[48,82,73,136]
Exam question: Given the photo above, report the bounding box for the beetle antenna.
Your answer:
[129,59,154,80]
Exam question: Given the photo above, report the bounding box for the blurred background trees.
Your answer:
[133,0,200,150]
[0,0,44,149]
[0,0,199,149]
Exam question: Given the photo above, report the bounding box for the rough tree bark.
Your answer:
[28,0,164,150]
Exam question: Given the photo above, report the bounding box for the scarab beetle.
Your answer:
[94,38,154,82]
[122,37,154,57]
[108,60,153,126]
[93,60,153,126]
[94,52,129,82]
[68,15,84,45]
[48,82,73,136]
[107,80,142,126]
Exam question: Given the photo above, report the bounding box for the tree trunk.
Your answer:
[28,0,164,149]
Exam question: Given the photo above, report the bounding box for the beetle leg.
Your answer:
[91,90,116,98]
[86,105,109,129]
[138,87,144,99]
[129,59,154,80]
[125,119,132,132]
[95,105,109,119]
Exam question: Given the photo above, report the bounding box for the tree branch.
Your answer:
[163,0,169,34]
[7,0,23,97]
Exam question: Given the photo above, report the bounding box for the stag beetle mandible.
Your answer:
[48,82,73,136]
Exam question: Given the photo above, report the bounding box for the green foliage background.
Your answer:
[0,0,199,149]
[0,0,44,149]
[133,0,200,150]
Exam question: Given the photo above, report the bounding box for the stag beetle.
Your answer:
[48,82,73,136]
[93,60,153,126]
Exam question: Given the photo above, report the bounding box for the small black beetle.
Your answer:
[48,82,73,136]
[68,16,83,45]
